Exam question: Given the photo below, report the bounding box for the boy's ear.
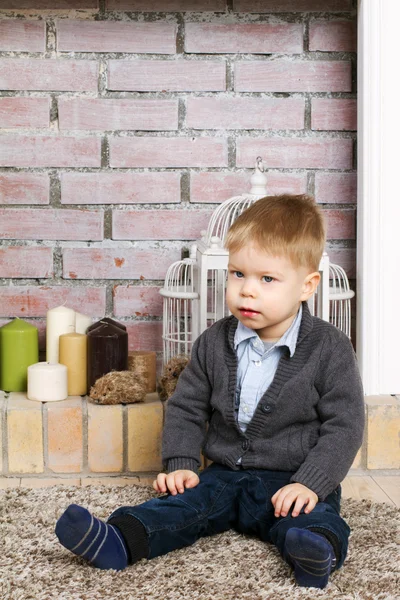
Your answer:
[300,271,321,301]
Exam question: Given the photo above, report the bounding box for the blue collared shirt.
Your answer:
[234,304,303,433]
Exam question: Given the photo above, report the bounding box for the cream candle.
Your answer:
[46,306,75,363]
[75,312,92,335]
[59,332,87,396]
[0,318,39,392]
[27,362,68,402]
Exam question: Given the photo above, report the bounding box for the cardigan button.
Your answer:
[261,404,272,413]
[242,439,250,451]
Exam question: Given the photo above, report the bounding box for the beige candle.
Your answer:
[128,351,156,393]
[59,332,87,396]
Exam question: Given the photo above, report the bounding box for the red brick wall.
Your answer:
[0,0,357,353]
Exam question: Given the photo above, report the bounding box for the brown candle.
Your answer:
[59,332,87,396]
[87,318,126,333]
[87,323,128,390]
[128,351,156,393]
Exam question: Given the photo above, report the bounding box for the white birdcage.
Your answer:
[159,246,199,364]
[328,262,355,337]
[192,158,273,338]
[160,158,353,364]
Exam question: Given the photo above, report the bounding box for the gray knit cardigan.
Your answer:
[162,302,365,500]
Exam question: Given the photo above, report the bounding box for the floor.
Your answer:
[1,471,399,507]
[341,471,399,507]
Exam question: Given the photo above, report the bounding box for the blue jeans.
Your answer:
[108,463,350,568]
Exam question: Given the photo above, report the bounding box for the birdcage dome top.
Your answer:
[202,158,268,248]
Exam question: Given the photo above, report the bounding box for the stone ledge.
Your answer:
[1,392,163,476]
[1,393,399,477]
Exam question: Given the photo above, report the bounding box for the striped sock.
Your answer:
[284,528,334,589]
[55,504,129,571]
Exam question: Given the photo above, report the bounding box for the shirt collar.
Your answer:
[234,303,303,357]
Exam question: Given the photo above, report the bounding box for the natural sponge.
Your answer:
[89,371,147,405]
[157,355,190,403]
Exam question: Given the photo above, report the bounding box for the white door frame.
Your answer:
[357,0,400,394]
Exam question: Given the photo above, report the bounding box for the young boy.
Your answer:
[55,195,365,589]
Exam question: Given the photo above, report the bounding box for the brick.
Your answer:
[311,99,357,131]
[326,247,356,279]
[1,1,98,6]
[0,286,106,318]
[7,393,44,474]
[0,97,50,129]
[112,209,214,240]
[0,136,101,168]
[233,0,352,11]
[63,247,181,280]
[60,172,180,205]
[190,172,307,203]
[237,138,353,169]
[106,0,226,10]
[88,403,123,473]
[108,60,226,92]
[127,321,163,352]
[127,398,163,472]
[0,59,98,92]
[324,208,355,240]
[20,478,81,487]
[235,61,351,92]
[0,20,46,52]
[0,247,53,278]
[0,173,49,205]
[366,396,400,469]
[58,98,178,131]
[187,97,304,130]
[110,137,228,168]
[309,20,356,52]
[0,208,103,240]
[57,20,176,53]
[315,172,357,204]
[185,23,303,54]
[113,286,162,318]
[47,398,83,473]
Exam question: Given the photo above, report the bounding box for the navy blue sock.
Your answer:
[284,528,334,589]
[55,504,129,571]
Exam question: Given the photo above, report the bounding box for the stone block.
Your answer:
[88,403,123,472]
[366,395,400,469]
[127,398,163,472]
[47,397,83,473]
[7,393,43,474]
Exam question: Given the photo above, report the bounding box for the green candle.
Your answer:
[0,318,39,392]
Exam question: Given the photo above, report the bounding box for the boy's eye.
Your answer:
[234,271,244,278]
[262,275,274,283]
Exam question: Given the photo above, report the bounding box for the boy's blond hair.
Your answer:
[225,194,326,272]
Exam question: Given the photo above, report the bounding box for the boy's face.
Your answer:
[226,243,320,342]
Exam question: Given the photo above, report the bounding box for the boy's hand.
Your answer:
[153,470,200,496]
[271,483,318,518]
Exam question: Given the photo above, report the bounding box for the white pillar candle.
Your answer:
[75,311,92,335]
[27,362,68,402]
[46,306,75,363]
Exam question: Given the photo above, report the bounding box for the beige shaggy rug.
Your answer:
[1,484,399,600]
